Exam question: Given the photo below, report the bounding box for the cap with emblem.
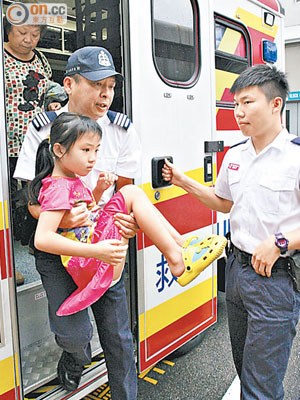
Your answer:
[65,46,123,81]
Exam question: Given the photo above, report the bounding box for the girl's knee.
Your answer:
[119,184,142,201]
[119,184,137,194]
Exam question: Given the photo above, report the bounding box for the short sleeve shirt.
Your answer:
[82,113,141,205]
[38,176,95,212]
[215,129,300,253]
[13,105,141,206]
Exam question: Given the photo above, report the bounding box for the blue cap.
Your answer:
[65,46,123,81]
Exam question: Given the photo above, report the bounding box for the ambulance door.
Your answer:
[212,0,285,147]
[286,102,300,136]
[2,1,114,396]
[128,0,218,372]
[0,13,22,399]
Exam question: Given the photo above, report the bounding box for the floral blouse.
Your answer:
[5,48,52,157]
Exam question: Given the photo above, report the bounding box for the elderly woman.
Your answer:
[4,18,52,169]
[4,17,52,284]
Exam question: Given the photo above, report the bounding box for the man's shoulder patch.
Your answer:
[32,111,58,131]
[291,137,300,146]
[230,139,249,149]
[107,110,131,131]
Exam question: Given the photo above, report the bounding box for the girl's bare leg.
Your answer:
[112,236,129,280]
[119,185,185,277]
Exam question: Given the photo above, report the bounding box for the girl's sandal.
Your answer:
[177,234,228,287]
[182,236,203,249]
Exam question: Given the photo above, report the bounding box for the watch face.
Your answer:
[275,233,289,254]
[277,238,287,248]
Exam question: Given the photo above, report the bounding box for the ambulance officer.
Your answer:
[162,64,300,399]
[14,46,141,399]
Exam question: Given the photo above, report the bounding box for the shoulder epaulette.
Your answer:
[107,110,131,131]
[291,137,300,146]
[32,111,58,131]
[230,139,249,149]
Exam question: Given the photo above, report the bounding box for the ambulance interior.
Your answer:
[3,0,128,393]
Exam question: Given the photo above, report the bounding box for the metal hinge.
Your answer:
[204,141,224,153]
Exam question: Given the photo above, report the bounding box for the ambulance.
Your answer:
[0,0,285,398]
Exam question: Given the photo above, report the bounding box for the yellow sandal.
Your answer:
[177,234,228,287]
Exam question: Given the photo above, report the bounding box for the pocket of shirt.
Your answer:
[94,157,117,173]
[228,172,241,201]
[257,174,296,214]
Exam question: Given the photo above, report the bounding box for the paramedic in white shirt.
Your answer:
[14,46,141,399]
[162,64,300,400]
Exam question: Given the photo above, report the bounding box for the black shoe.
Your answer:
[57,351,84,392]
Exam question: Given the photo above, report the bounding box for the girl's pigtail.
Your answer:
[28,139,54,205]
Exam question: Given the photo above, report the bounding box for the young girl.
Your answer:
[29,112,227,316]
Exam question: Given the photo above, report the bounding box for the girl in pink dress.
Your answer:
[29,112,226,316]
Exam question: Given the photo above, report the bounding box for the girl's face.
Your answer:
[54,131,100,178]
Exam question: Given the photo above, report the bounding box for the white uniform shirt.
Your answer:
[215,129,300,254]
[14,105,141,287]
[14,104,141,206]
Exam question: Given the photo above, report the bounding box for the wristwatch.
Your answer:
[274,232,289,255]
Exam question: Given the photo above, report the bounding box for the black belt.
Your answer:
[232,245,291,271]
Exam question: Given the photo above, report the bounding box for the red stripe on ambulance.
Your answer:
[257,0,279,12]
[5,227,12,278]
[216,108,239,131]
[0,229,7,280]
[0,387,17,400]
[248,29,275,65]
[139,297,217,370]
[137,194,216,250]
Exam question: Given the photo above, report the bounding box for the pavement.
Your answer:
[137,292,300,400]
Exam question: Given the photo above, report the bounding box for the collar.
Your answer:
[63,103,109,126]
[267,128,290,151]
[246,127,289,155]
[59,104,69,114]
[96,113,110,127]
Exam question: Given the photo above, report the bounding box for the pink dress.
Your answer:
[38,176,128,316]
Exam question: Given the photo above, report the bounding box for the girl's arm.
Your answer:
[35,210,128,266]
[29,202,92,228]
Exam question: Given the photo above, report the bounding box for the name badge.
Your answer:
[228,163,240,171]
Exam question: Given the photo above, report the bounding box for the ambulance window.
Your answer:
[38,26,62,51]
[64,29,77,53]
[215,16,251,105]
[152,0,200,88]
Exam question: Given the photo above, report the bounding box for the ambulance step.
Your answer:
[24,354,108,400]
[23,327,102,394]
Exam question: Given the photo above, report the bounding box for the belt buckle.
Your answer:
[243,252,251,265]
[234,247,251,265]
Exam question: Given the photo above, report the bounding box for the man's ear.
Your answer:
[52,143,65,158]
[63,76,73,96]
[272,96,283,114]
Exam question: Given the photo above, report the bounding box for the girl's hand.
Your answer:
[92,239,128,266]
[60,202,91,228]
[95,172,118,192]
[93,172,118,203]
[48,102,62,111]
[162,158,185,187]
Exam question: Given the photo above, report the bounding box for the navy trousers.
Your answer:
[35,251,137,400]
[225,253,300,400]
